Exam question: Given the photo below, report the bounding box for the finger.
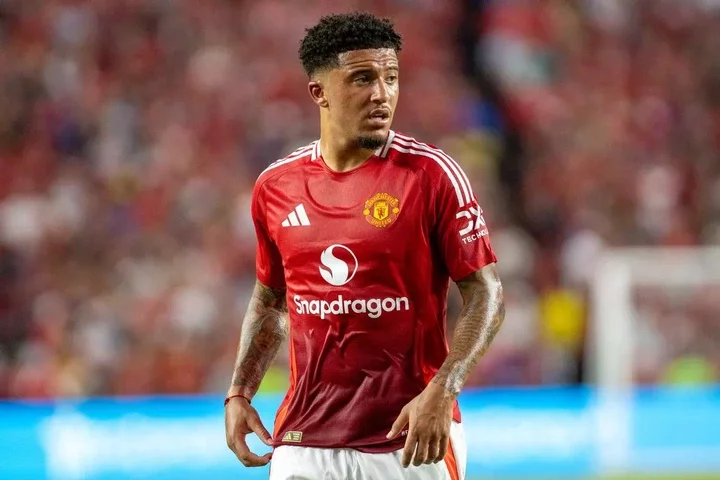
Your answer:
[425,436,440,464]
[248,414,273,446]
[401,431,418,468]
[436,435,449,463]
[231,435,271,467]
[387,406,410,439]
[413,434,429,467]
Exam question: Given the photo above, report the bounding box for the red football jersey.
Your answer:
[252,131,497,453]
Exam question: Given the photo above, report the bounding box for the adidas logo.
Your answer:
[281,204,311,227]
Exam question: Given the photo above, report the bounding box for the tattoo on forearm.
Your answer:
[432,266,505,395]
[230,282,288,396]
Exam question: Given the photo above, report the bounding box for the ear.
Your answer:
[308,79,329,108]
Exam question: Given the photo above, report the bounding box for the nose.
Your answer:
[371,79,389,104]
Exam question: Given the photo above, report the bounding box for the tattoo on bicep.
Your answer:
[432,268,505,395]
[230,283,288,393]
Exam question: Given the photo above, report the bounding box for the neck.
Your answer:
[319,122,385,173]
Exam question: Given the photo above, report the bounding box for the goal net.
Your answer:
[589,246,720,389]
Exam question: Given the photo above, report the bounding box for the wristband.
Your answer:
[224,394,251,406]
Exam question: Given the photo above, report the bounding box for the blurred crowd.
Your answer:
[0,0,718,399]
[474,0,720,386]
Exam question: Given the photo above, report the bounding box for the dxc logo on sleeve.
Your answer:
[456,204,488,245]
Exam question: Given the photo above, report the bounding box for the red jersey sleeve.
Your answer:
[430,158,497,282]
[252,181,286,289]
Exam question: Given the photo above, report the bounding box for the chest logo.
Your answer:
[319,245,358,286]
[363,193,400,228]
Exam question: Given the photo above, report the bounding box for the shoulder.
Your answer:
[386,132,475,207]
[386,132,465,178]
[254,140,319,192]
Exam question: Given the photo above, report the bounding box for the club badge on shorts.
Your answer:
[363,193,400,228]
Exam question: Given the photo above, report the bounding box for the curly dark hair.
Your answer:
[299,12,403,77]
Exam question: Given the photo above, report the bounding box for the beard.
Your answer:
[355,133,386,151]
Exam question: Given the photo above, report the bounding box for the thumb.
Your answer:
[387,406,410,439]
[248,414,273,446]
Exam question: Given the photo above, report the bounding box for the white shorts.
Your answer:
[269,421,466,480]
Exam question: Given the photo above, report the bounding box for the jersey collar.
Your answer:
[377,130,396,158]
[312,130,395,161]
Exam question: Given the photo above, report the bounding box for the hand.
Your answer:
[225,396,274,467]
[386,382,455,468]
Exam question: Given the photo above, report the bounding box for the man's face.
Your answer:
[318,48,399,150]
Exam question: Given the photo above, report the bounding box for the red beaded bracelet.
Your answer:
[224,394,252,406]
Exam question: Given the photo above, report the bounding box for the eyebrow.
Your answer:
[346,65,399,74]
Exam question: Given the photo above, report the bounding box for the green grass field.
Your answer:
[603,477,720,480]
[468,476,720,480]
[599,477,720,480]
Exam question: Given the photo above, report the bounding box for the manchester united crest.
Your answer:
[363,193,400,228]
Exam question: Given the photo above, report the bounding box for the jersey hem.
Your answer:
[272,439,406,454]
[256,272,286,290]
[272,419,464,453]
[449,257,497,282]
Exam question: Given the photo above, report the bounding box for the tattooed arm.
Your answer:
[225,280,288,467]
[388,262,504,467]
[432,262,505,395]
[227,280,289,400]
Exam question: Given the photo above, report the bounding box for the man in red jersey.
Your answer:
[225,12,505,480]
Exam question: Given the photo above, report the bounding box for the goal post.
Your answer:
[589,246,720,389]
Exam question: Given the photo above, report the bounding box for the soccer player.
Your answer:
[225,12,505,480]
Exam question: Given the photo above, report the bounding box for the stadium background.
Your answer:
[0,0,719,479]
